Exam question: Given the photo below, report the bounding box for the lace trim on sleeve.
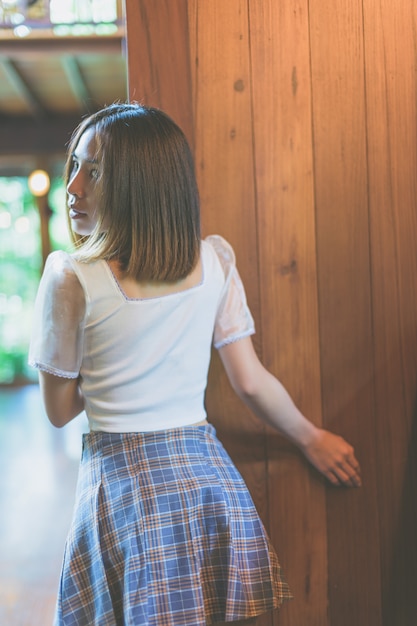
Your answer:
[214,328,255,350]
[205,235,255,349]
[28,361,79,379]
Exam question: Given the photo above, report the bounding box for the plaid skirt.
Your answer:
[55,424,291,625]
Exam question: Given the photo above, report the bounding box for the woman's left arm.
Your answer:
[39,372,84,428]
[29,251,86,428]
[219,337,361,487]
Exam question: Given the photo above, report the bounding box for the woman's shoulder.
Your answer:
[42,250,96,302]
[203,234,237,275]
[47,249,108,284]
[43,250,77,284]
[37,250,85,309]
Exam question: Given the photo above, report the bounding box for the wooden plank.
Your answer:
[189,0,270,552]
[191,0,260,318]
[309,1,382,623]
[363,1,417,623]
[249,2,328,624]
[0,35,125,57]
[124,0,194,147]
[186,0,197,118]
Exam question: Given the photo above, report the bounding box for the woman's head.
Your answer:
[65,102,200,281]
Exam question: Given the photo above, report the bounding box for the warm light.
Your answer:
[14,25,31,37]
[28,170,50,197]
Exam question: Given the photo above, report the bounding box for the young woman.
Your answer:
[29,103,361,626]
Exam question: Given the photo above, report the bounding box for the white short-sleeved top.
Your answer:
[29,235,255,432]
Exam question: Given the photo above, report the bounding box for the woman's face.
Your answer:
[67,126,100,236]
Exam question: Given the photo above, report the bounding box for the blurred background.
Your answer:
[0,1,127,622]
[0,0,126,385]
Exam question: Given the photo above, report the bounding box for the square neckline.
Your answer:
[102,249,206,302]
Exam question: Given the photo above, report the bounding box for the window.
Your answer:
[0,0,121,37]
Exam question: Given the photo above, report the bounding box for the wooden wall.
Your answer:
[125,1,417,624]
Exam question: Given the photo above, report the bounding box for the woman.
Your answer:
[29,103,361,626]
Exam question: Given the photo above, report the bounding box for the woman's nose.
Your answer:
[67,169,85,198]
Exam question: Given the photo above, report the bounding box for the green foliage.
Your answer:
[0,176,69,384]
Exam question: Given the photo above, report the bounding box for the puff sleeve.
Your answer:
[207,235,256,349]
[28,250,86,378]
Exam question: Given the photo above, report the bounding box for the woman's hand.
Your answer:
[219,337,362,488]
[301,427,362,487]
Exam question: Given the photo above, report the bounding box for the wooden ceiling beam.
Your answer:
[0,58,46,119]
[0,114,82,159]
[0,34,125,59]
[61,55,91,113]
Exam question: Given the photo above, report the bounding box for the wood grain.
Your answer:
[124,0,194,146]
[189,0,269,522]
[249,2,328,624]
[363,1,417,623]
[309,0,382,623]
[123,1,417,623]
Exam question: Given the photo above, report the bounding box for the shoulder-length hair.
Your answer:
[65,102,200,281]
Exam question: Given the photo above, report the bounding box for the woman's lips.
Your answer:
[69,208,85,219]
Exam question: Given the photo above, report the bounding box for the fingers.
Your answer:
[328,452,362,487]
[309,431,362,487]
[303,429,362,487]
[331,463,361,487]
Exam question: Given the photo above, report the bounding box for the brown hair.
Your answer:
[65,102,200,281]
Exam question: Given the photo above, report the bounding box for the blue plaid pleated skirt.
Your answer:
[55,424,291,625]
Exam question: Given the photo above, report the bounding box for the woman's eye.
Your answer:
[70,158,79,174]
